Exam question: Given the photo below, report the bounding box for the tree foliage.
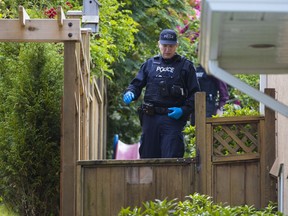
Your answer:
[0,42,63,215]
[230,74,259,110]
[91,0,139,79]
[0,0,138,213]
[106,0,196,151]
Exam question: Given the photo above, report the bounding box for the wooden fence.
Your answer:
[75,90,277,215]
[197,116,266,208]
[61,27,107,215]
[77,159,195,216]
[66,17,107,162]
[195,89,277,208]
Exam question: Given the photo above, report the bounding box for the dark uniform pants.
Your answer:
[139,114,186,158]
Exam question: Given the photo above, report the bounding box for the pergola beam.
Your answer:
[0,6,81,42]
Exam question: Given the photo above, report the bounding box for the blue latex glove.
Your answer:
[168,107,183,120]
[123,91,134,105]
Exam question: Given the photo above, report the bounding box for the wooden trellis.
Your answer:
[212,119,260,157]
[195,90,277,208]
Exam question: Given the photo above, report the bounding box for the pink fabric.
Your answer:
[115,140,140,160]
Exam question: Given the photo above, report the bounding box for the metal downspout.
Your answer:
[208,60,288,118]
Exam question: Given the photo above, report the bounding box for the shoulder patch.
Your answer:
[152,55,161,64]
[153,55,160,60]
[184,58,193,65]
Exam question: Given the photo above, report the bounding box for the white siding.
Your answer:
[266,74,288,214]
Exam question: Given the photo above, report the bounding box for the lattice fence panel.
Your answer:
[213,122,259,156]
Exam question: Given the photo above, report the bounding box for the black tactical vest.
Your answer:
[144,55,187,107]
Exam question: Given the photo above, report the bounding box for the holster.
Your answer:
[141,103,155,115]
[137,103,154,126]
[137,106,144,126]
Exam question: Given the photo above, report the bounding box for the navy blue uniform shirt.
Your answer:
[125,54,200,119]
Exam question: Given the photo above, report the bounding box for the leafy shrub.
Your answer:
[118,193,282,216]
[0,200,18,216]
[0,43,62,215]
[183,124,197,158]
[222,103,259,117]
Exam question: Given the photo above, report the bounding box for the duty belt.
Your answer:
[141,103,170,115]
[154,107,170,115]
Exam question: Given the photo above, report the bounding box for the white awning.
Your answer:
[199,0,288,117]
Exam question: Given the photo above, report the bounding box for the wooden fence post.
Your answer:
[261,88,277,206]
[195,92,207,194]
[61,41,78,216]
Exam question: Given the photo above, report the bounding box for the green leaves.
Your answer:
[118,193,283,216]
[183,124,196,158]
[91,0,139,78]
[0,42,63,215]
[106,0,195,147]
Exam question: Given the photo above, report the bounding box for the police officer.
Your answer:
[123,29,200,158]
[190,64,229,125]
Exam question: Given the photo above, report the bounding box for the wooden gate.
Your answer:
[77,159,196,216]
[195,89,277,208]
[75,90,277,215]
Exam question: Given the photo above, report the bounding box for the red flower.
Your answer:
[44,7,57,19]
[65,2,73,9]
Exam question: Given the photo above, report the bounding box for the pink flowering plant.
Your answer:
[177,0,201,63]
